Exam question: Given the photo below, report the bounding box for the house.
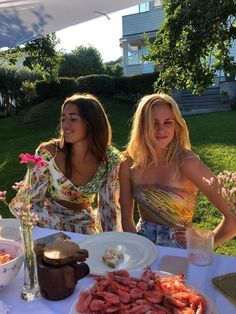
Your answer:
[121,1,162,76]
[120,0,236,87]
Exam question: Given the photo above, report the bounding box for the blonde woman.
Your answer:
[119,93,236,247]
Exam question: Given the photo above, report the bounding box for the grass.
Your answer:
[0,98,235,255]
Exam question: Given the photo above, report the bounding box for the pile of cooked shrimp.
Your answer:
[76,266,207,314]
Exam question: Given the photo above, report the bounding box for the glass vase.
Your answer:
[20,225,40,301]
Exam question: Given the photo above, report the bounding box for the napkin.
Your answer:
[212,272,236,304]
[158,255,189,276]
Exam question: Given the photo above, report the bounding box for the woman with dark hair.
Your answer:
[9,93,123,234]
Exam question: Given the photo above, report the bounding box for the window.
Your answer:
[138,2,150,13]
[127,44,140,64]
[127,43,150,65]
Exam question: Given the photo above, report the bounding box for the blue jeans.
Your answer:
[136,219,186,248]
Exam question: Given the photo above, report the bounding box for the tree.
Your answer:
[103,57,123,77]
[59,45,104,77]
[144,0,236,94]
[0,33,60,81]
[23,33,61,81]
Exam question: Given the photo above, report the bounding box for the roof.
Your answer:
[0,0,145,49]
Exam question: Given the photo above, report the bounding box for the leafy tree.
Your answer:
[144,0,236,94]
[59,45,104,77]
[58,53,81,77]
[0,67,41,116]
[23,33,61,81]
[105,57,123,65]
[104,57,123,77]
[0,33,60,81]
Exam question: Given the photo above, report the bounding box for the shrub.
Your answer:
[58,77,79,97]
[36,77,80,100]
[35,80,60,100]
[0,67,41,116]
[19,81,38,109]
[114,72,159,96]
[77,75,115,96]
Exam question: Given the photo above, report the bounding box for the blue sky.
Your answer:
[56,6,138,62]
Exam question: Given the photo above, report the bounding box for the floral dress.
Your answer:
[9,145,123,234]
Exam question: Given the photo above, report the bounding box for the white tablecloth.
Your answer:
[0,225,236,314]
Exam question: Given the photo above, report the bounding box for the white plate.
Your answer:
[78,231,157,275]
[70,270,218,314]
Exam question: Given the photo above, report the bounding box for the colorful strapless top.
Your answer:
[133,183,198,228]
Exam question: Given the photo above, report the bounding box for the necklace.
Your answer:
[157,161,168,168]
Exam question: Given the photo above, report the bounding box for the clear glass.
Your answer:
[186,227,214,266]
[20,225,40,301]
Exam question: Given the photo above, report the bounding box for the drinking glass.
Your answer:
[186,227,214,266]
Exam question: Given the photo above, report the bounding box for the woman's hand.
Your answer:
[12,181,24,191]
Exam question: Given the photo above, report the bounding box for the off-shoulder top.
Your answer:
[9,145,123,232]
[35,145,122,206]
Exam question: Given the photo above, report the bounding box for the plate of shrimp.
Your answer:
[70,267,218,314]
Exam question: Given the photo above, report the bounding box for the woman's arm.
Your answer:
[119,158,136,233]
[182,156,236,247]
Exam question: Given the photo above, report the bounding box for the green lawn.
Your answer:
[0,98,235,255]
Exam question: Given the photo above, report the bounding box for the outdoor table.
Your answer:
[0,224,236,314]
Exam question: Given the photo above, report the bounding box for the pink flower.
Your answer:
[1,153,45,225]
[19,153,45,168]
[204,171,236,216]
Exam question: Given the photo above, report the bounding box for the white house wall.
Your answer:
[125,64,143,75]
[122,5,164,75]
[122,4,236,78]
[122,6,164,36]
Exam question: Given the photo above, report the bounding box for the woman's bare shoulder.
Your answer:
[182,150,200,161]
[38,140,61,157]
[180,150,203,174]
[120,155,134,175]
[180,150,211,184]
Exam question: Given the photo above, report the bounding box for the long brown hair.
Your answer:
[40,93,112,178]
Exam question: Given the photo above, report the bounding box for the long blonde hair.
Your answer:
[126,93,191,169]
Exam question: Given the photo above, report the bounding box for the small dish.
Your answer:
[78,231,157,275]
[0,226,21,241]
[0,239,24,292]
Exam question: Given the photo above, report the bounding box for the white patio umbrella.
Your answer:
[0,0,146,49]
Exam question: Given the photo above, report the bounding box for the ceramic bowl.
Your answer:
[0,239,23,292]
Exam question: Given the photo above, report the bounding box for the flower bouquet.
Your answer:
[217,170,236,215]
[0,153,45,301]
[204,170,236,216]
